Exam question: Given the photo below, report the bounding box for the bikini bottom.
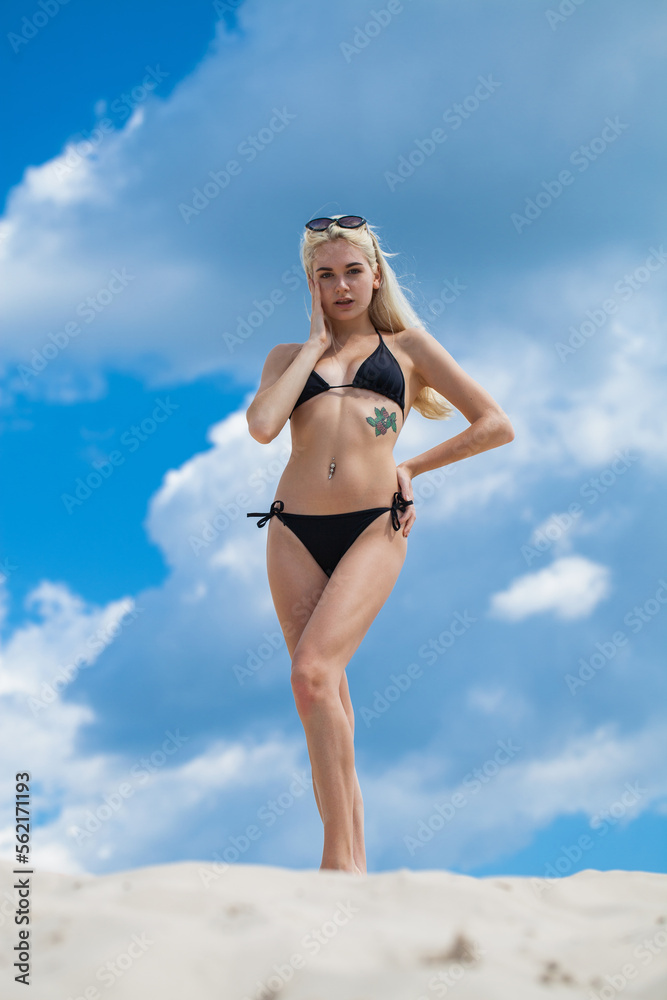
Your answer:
[247,491,413,578]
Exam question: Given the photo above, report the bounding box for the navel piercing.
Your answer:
[328,456,336,479]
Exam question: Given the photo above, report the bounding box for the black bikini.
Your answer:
[289,326,405,417]
[247,327,413,578]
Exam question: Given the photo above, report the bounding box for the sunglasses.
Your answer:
[305,215,366,231]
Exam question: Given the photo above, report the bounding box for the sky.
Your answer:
[0,0,666,882]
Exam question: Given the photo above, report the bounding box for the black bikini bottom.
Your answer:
[247,491,413,578]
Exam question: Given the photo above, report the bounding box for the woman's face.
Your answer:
[309,240,380,320]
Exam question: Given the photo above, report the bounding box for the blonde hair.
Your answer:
[300,217,453,420]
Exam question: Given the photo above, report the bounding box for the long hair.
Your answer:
[300,217,453,420]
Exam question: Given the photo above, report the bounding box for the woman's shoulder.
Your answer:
[379,325,433,348]
[272,342,303,365]
[381,325,435,365]
[261,342,304,376]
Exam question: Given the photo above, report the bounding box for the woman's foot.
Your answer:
[319,860,363,875]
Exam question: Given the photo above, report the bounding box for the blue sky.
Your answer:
[1,0,666,880]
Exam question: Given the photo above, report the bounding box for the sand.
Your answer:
[1,859,666,999]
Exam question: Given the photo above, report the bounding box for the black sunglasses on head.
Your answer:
[305,215,366,231]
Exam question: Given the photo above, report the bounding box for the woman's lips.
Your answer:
[335,299,354,307]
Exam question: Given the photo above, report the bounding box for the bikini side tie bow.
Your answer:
[390,491,414,531]
[246,499,286,528]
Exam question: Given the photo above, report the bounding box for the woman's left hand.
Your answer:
[395,462,416,537]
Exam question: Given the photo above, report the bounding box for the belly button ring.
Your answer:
[328,456,336,479]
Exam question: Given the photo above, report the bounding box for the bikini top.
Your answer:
[289,327,405,418]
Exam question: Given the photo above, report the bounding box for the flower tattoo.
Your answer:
[366,406,397,435]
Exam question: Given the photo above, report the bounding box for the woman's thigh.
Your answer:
[267,518,363,723]
[265,515,330,659]
[290,511,408,674]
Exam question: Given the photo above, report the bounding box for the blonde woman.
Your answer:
[246,215,514,875]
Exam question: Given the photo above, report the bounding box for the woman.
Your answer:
[246,215,514,875]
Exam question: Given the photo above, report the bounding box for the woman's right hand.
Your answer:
[306,275,332,353]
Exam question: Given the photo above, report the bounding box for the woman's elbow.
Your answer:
[498,415,515,443]
[245,406,264,442]
[246,408,281,444]
[483,409,514,446]
[249,426,271,444]
[247,415,272,444]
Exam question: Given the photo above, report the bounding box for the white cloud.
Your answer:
[0,580,139,697]
[0,0,664,417]
[0,400,309,876]
[0,565,309,875]
[467,685,506,714]
[488,555,611,621]
[365,718,667,871]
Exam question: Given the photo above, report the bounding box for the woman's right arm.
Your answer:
[245,338,326,443]
[246,278,331,444]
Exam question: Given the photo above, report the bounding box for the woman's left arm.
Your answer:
[396,327,514,522]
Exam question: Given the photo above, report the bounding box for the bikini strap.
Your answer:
[246,499,285,528]
[390,491,413,531]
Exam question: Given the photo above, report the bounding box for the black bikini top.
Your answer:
[289,327,405,418]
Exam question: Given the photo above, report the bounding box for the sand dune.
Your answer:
[1,859,666,998]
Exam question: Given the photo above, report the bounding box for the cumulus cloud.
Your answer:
[366,718,667,872]
[0,570,312,875]
[1,0,665,405]
[488,556,612,622]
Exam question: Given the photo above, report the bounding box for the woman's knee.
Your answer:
[290,652,340,711]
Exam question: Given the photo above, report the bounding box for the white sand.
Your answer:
[1,859,666,999]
